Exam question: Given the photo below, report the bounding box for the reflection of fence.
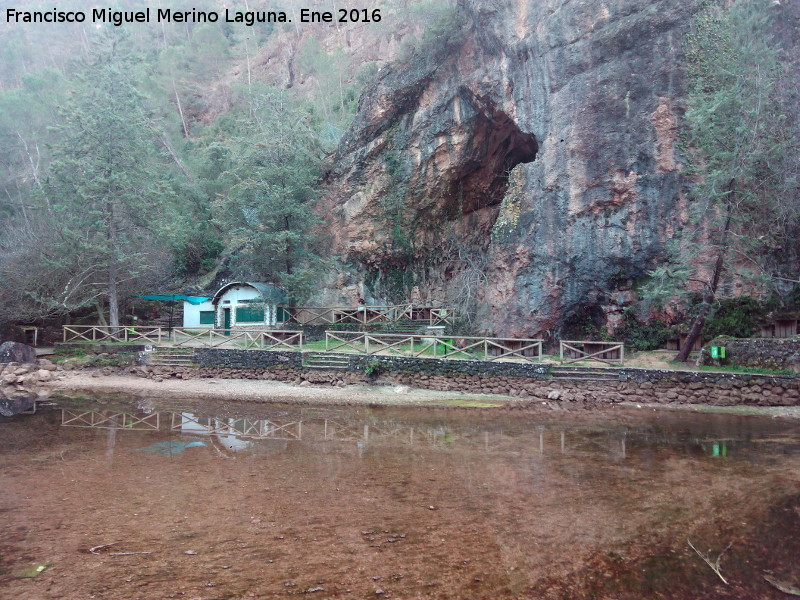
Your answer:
[284,304,451,326]
[325,332,543,362]
[59,408,643,458]
[63,325,302,349]
[559,340,624,365]
[174,413,301,440]
[322,420,420,444]
[62,409,160,430]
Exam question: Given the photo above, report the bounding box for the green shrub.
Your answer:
[619,312,670,351]
[704,297,765,339]
[363,359,384,377]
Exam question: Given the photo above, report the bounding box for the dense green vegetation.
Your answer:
[0,0,455,326]
[642,0,800,359]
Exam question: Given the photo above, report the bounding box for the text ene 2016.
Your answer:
[301,8,381,23]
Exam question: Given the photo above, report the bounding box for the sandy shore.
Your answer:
[47,371,518,406]
[47,371,800,420]
[43,371,800,418]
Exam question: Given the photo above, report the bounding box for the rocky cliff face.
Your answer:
[319,0,701,335]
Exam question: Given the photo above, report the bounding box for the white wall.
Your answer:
[182,300,215,328]
[216,285,276,328]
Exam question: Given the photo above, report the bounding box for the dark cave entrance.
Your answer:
[443,89,538,218]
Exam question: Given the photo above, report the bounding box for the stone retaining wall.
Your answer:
[347,354,550,379]
[130,362,800,406]
[698,337,800,372]
[193,348,303,369]
[123,348,800,407]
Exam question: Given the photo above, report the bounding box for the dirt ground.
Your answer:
[46,372,518,407]
[2,393,800,599]
[43,371,800,420]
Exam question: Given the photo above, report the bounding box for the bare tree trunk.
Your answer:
[675,198,734,362]
[108,264,120,329]
[157,132,196,184]
[106,199,120,329]
[244,37,252,91]
[95,300,108,327]
[173,79,189,138]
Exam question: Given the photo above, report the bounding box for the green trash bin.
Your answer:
[710,346,726,359]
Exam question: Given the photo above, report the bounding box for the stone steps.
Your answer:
[303,352,351,370]
[549,366,620,381]
[149,347,196,367]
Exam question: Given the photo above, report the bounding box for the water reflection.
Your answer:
[4,395,799,599]
[0,390,38,417]
[55,401,800,463]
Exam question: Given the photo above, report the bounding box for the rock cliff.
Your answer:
[318,0,785,336]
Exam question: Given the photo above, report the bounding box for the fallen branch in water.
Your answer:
[688,539,732,584]
[763,572,800,596]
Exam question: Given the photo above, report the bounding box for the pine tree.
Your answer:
[42,35,165,327]
[213,86,325,303]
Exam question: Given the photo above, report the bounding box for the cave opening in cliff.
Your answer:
[446,100,538,218]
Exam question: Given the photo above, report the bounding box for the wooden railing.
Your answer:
[170,328,303,350]
[63,325,166,344]
[325,331,543,362]
[559,340,625,365]
[283,303,451,326]
[63,325,302,350]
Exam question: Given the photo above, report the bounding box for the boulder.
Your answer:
[0,341,37,364]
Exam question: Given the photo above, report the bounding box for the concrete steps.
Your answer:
[150,347,196,367]
[303,352,351,370]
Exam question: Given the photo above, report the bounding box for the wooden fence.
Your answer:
[283,303,451,326]
[63,325,303,350]
[63,325,167,344]
[325,331,543,362]
[559,340,624,365]
[170,328,303,350]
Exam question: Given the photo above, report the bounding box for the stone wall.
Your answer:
[128,348,800,407]
[698,337,800,372]
[193,348,303,369]
[347,354,550,379]
[133,361,800,407]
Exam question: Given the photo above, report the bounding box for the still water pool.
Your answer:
[1,394,799,599]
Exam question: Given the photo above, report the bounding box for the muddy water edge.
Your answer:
[1,394,799,600]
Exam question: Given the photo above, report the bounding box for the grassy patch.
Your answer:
[50,347,90,363]
[301,340,329,351]
[674,404,800,417]
[51,346,136,368]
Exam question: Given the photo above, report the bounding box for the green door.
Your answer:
[223,308,231,335]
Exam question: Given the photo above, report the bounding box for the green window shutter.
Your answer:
[276,307,289,322]
[199,311,215,325]
[236,306,265,323]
